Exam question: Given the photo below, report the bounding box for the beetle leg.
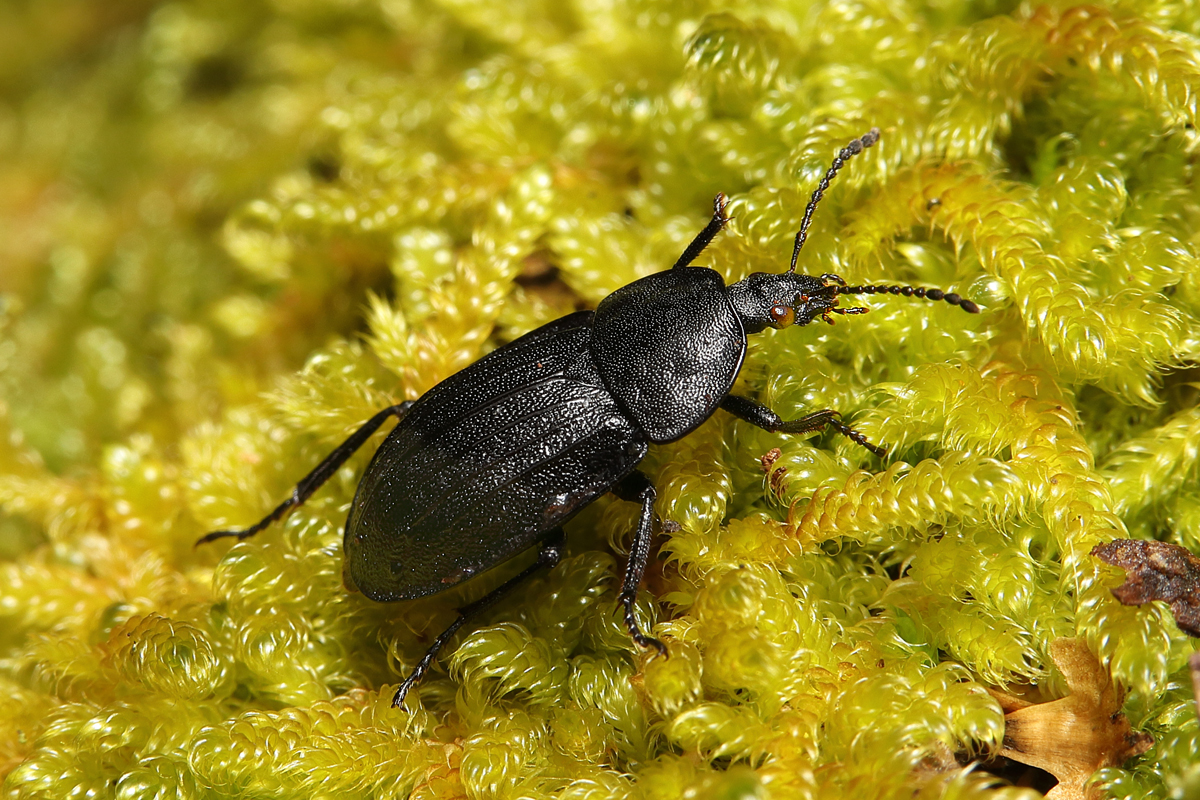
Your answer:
[392,528,566,708]
[611,471,669,658]
[720,394,886,457]
[671,192,732,270]
[196,401,416,546]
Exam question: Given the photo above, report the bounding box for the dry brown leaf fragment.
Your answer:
[1091,539,1200,636]
[988,639,1153,800]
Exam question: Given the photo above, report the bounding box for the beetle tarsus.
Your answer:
[391,528,567,709]
[621,591,668,657]
[194,515,280,547]
[610,470,667,658]
[825,418,887,457]
[392,636,449,707]
[672,191,733,270]
[720,396,886,457]
[196,401,414,548]
[713,192,729,217]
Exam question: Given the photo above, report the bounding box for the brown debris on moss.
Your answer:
[1093,539,1200,637]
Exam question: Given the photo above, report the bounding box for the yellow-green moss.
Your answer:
[1,0,1198,798]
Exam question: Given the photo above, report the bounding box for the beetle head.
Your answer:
[727,272,850,333]
[725,128,880,335]
[728,269,980,333]
[722,127,979,334]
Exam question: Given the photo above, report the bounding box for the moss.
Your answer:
[1,0,1198,798]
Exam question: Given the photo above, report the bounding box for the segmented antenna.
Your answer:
[835,283,980,314]
[788,127,881,274]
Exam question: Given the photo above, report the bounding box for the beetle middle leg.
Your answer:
[392,527,566,707]
[197,401,415,545]
[611,470,669,657]
[720,394,886,457]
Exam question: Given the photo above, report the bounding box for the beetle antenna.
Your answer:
[835,283,980,314]
[788,127,880,274]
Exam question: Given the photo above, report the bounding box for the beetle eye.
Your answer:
[768,304,795,328]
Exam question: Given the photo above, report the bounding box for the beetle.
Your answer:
[199,128,980,706]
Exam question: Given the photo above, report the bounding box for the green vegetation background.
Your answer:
[0,0,1198,798]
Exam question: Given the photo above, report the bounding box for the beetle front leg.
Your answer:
[392,527,567,708]
[671,192,731,270]
[197,401,416,546]
[720,394,886,457]
[611,470,668,657]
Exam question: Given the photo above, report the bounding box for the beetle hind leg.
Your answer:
[612,471,669,658]
[196,401,415,546]
[391,528,567,708]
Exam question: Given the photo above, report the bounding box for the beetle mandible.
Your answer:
[199,128,980,707]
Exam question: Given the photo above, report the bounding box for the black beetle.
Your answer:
[199,128,979,706]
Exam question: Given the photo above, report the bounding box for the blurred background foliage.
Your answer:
[0,0,1198,798]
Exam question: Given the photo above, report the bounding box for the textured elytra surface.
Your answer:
[345,311,646,602]
[0,1,1198,800]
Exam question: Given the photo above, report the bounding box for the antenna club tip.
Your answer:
[943,292,981,314]
[845,128,880,157]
